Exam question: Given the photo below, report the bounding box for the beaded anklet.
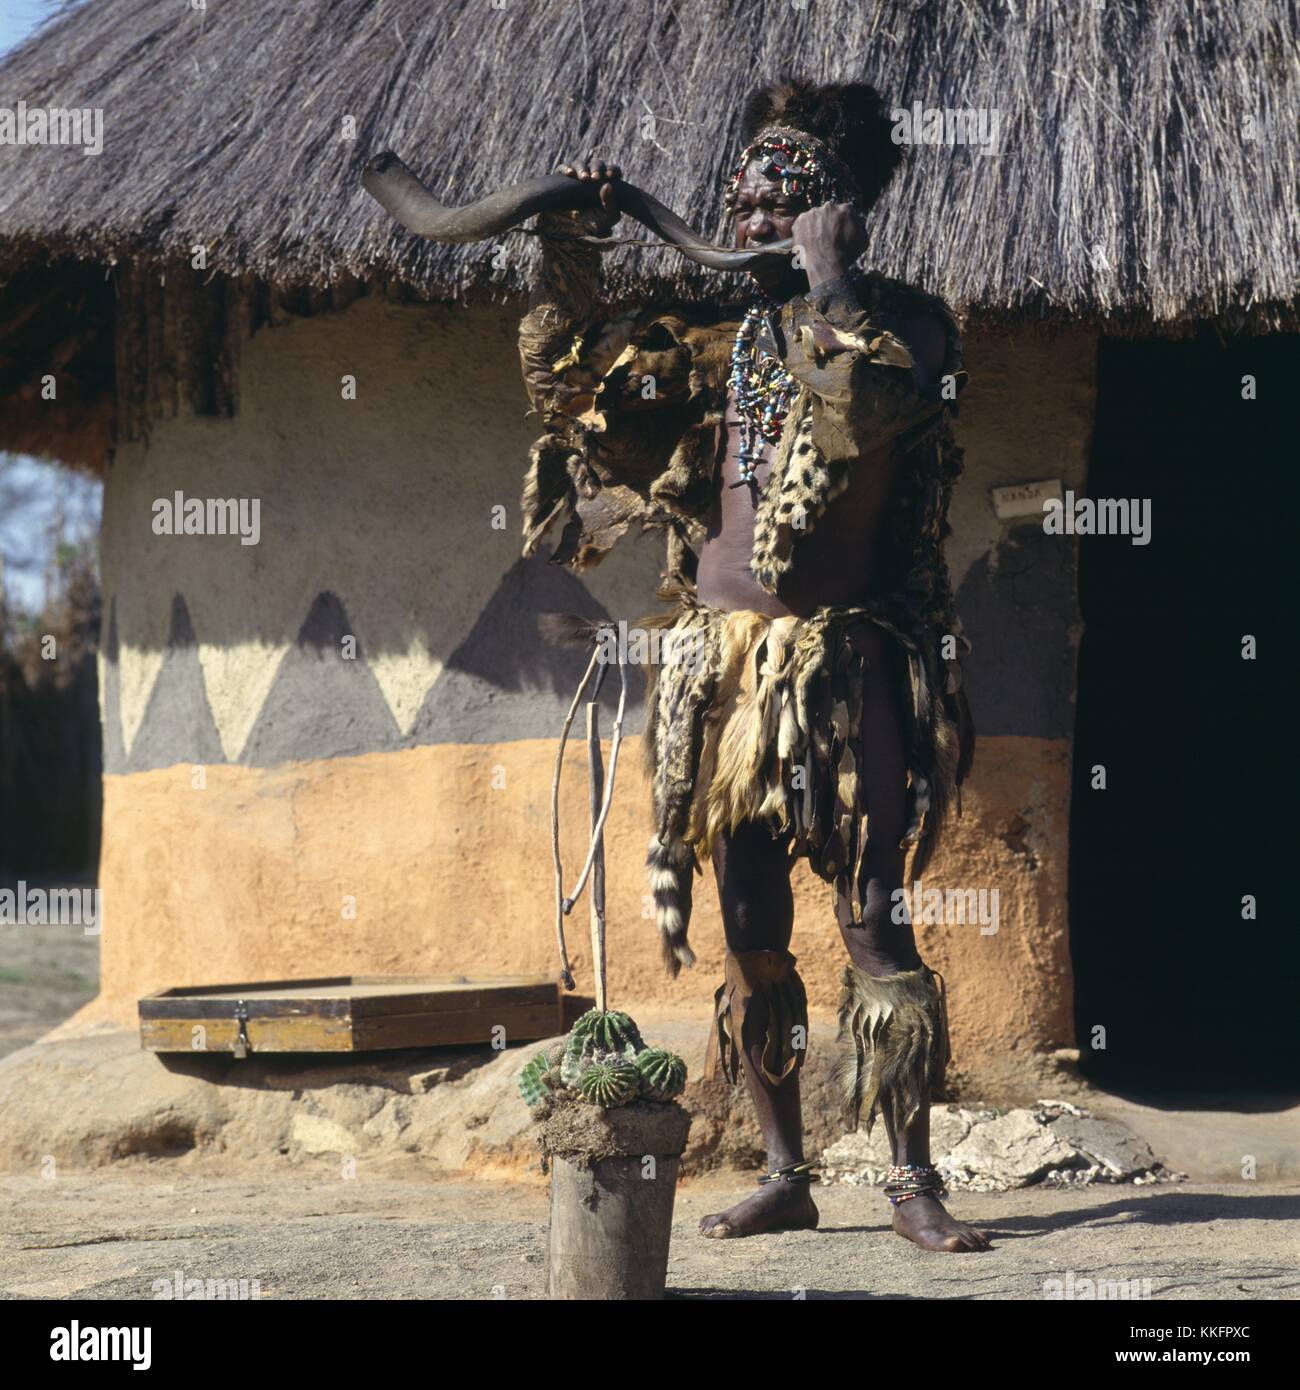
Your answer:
[883,1163,947,1206]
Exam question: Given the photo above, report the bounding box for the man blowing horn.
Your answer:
[518,77,987,1250]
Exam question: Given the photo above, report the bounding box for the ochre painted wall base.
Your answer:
[78,733,1074,1086]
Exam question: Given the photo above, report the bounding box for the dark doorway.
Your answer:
[1069,328,1298,1097]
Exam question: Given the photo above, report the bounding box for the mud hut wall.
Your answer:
[91,294,1094,1092]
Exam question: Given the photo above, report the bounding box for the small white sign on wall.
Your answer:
[991,480,1064,520]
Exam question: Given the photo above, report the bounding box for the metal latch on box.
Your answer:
[233,999,250,1059]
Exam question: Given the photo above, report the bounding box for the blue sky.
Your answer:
[0,1,55,59]
[0,458,101,617]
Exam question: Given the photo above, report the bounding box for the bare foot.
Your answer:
[891,1193,990,1251]
[700,1181,819,1239]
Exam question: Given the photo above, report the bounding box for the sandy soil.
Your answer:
[1,1171,1296,1301]
[0,916,98,1060]
[1,905,1294,1302]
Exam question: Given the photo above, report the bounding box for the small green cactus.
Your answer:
[560,1009,645,1085]
[576,1058,640,1108]
[517,1049,559,1107]
[575,1009,646,1054]
[635,1047,687,1101]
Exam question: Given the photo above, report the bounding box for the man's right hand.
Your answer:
[555,160,623,236]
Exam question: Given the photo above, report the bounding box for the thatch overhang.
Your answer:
[0,0,1297,468]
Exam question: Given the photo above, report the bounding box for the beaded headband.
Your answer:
[722,123,862,211]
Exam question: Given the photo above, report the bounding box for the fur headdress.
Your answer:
[729,76,904,210]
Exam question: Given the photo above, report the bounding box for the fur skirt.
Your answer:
[642,589,967,975]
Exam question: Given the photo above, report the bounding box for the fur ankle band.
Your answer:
[833,963,950,1135]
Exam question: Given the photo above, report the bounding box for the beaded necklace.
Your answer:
[727,291,796,486]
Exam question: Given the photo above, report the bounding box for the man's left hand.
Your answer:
[792,202,869,289]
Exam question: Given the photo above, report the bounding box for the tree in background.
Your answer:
[0,454,103,878]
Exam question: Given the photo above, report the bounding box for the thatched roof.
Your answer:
[1,0,1296,329]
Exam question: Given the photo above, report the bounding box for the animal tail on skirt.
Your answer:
[646,832,697,977]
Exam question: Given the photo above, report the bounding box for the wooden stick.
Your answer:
[549,643,600,990]
[563,651,628,913]
[586,702,607,1014]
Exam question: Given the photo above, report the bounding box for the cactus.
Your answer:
[560,1009,645,1085]
[635,1047,687,1101]
[518,1012,687,1113]
[576,1058,640,1108]
[577,1009,646,1055]
[517,1049,559,1108]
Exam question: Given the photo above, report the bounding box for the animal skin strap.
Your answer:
[757,1160,818,1185]
[706,949,809,1087]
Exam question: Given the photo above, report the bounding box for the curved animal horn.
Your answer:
[362,151,792,274]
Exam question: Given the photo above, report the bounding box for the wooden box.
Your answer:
[138,974,562,1056]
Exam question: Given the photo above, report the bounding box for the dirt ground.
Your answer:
[1,916,1295,1302]
[0,917,98,1060]
[1,1170,1296,1300]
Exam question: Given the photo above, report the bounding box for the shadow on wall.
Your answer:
[104,554,647,774]
[98,298,665,772]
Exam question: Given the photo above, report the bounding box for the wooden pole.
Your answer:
[586,701,607,1014]
[549,644,600,991]
[564,649,628,912]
